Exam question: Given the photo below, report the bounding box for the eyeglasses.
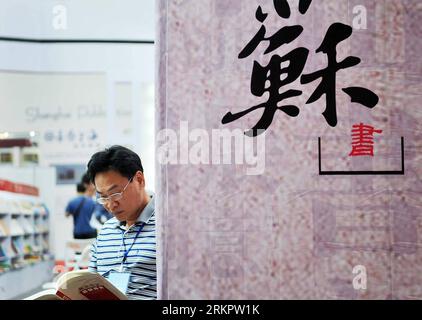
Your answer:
[96,176,134,205]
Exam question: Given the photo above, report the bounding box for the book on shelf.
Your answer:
[32,244,42,253]
[24,270,128,300]
[19,201,34,215]
[23,243,33,255]
[21,218,34,233]
[0,219,9,236]
[35,222,46,233]
[10,201,21,215]
[10,219,24,236]
[0,244,6,259]
[2,241,15,257]
[12,238,24,255]
[34,203,48,216]
[42,238,49,250]
[0,198,10,213]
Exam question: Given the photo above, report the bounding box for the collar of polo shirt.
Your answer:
[112,193,155,230]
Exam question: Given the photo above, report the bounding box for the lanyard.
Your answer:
[120,222,145,271]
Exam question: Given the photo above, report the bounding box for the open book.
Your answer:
[25,270,128,300]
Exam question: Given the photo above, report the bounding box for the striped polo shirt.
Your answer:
[88,195,156,300]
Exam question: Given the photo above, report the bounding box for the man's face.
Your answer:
[94,170,144,223]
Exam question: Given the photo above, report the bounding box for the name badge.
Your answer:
[108,272,131,295]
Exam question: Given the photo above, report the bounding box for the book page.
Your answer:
[56,270,128,300]
[24,289,62,300]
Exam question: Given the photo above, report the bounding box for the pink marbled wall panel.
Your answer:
[156,0,422,299]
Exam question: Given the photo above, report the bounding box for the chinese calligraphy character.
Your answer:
[301,23,379,127]
[273,0,313,18]
[57,129,63,142]
[87,129,98,141]
[222,0,379,137]
[222,3,309,137]
[67,130,76,142]
[349,123,382,157]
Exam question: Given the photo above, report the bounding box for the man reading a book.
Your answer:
[86,145,156,300]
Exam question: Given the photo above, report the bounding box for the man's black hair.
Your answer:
[86,145,144,184]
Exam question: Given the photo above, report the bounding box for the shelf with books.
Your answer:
[0,169,56,299]
[0,180,51,273]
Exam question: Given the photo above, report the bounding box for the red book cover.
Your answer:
[56,290,72,300]
[79,284,121,300]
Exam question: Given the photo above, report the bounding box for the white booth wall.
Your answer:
[0,0,155,260]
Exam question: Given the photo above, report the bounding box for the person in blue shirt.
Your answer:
[81,173,113,225]
[65,181,98,239]
[93,203,113,224]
